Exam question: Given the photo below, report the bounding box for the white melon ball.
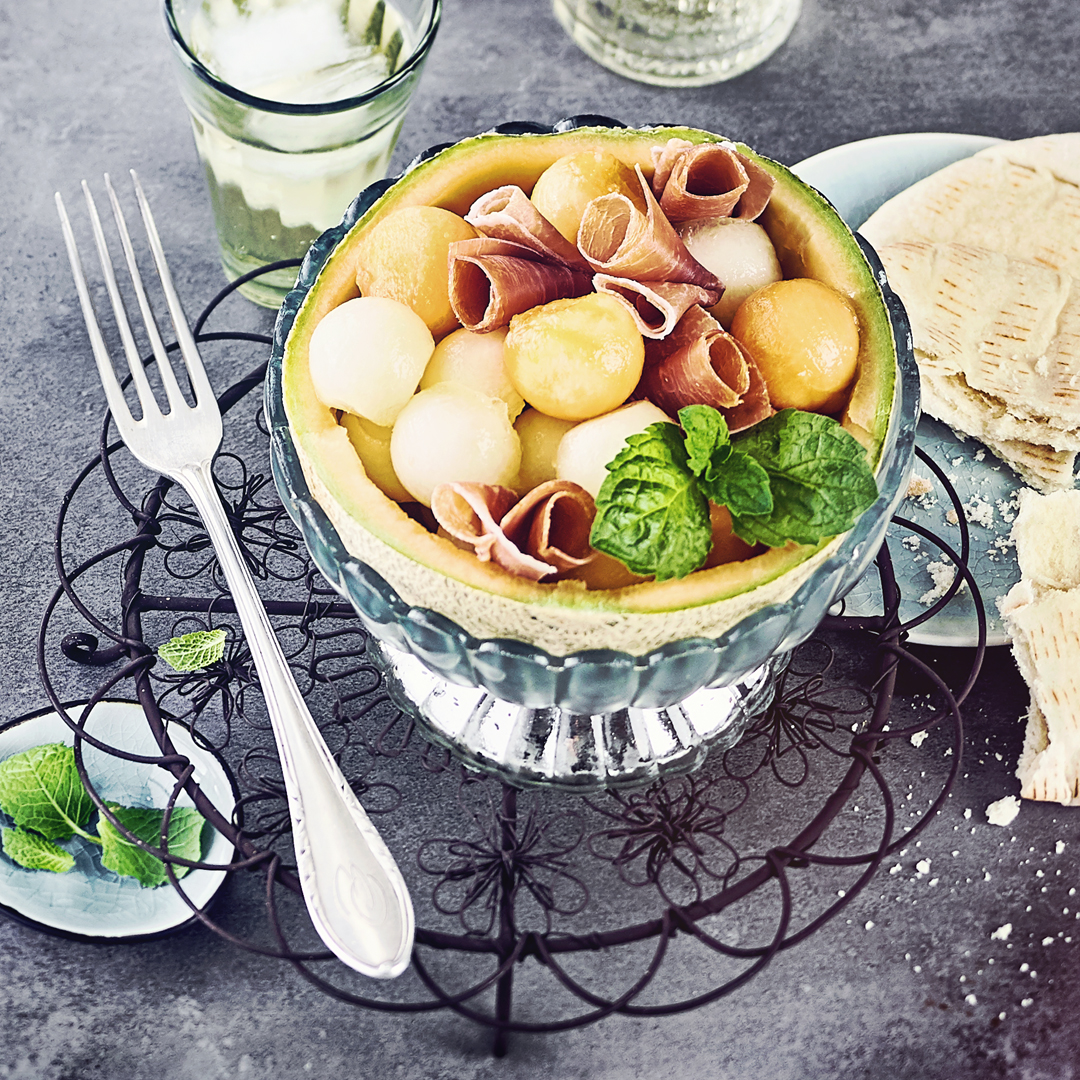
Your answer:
[309,296,434,427]
[679,218,783,328]
[390,383,522,506]
[513,408,579,494]
[556,400,673,499]
[419,327,525,421]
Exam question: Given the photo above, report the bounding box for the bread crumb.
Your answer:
[906,474,933,498]
[919,559,964,605]
[991,923,1012,941]
[965,496,995,528]
[902,534,922,551]
[911,730,929,747]
[965,993,978,1006]
[986,795,1021,827]
[1056,840,1066,854]
[916,858,932,876]
[946,508,960,525]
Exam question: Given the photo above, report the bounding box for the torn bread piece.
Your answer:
[876,241,1080,490]
[997,488,1080,805]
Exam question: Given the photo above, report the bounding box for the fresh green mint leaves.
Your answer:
[0,743,206,887]
[728,409,880,548]
[158,628,227,673]
[588,422,712,581]
[590,405,878,580]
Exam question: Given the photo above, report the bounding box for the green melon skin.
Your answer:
[282,126,898,657]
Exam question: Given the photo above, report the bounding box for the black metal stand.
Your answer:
[28,267,986,1055]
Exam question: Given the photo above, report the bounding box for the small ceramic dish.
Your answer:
[0,700,236,941]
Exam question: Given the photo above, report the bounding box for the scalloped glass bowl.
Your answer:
[266,121,919,748]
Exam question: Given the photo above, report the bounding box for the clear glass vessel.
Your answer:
[164,0,441,307]
[552,0,802,87]
[265,119,920,787]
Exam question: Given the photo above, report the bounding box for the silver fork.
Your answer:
[56,171,414,979]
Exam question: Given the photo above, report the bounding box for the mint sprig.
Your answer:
[158,628,227,673]
[729,409,879,547]
[0,743,206,886]
[590,423,711,581]
[590,405,878,580]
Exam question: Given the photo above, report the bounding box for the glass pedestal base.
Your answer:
[373,642,790,791]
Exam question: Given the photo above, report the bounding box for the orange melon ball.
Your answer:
[354,206,477,339]
[340,412,412,504]
[730,278,860,413]
[529,150,647,245]
[503,293,645,422]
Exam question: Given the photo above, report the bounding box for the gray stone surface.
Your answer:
[2,0,1079,1076]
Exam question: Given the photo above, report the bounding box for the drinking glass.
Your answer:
[164,0,441,307]
[552,0,801,87]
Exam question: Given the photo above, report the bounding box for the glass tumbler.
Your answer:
[164,0,441,307]
[553,0,801,87]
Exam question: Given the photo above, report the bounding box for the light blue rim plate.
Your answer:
[0,700,237,941]
[793,132,1015,648]
[266,119,920,713]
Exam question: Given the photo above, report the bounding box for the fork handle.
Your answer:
[178,460,414,979]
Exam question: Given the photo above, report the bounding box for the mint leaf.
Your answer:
[681,404,731,478]
[1,827,75,873]
[590,423,712,581]
[699,451,773,519]
[98,804,205,888]
[730,409,878,547]
[679,405,772,519]
[0,744,96,841]
[158,629,227,673]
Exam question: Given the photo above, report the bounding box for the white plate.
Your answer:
[0,700,236,940]
[792,132,1017,648]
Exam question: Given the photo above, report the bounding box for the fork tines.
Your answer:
[55,171,214,427]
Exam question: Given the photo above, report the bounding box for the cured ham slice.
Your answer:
[465,185,591,270]
[651,139,775,223]
[448,237,593,332]
[641,306,772,431]
[592,274,720,339]
[577,166,720,290]
[430,480,597,580]
[500,480,597,573]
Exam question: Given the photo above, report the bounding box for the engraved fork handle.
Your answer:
[178,458,414,979]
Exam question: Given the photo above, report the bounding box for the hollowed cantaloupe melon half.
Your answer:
[281,126,897,656]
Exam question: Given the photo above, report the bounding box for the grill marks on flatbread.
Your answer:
[862,134,1080,490]
[860,136,1080,275]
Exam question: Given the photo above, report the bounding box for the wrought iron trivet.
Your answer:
[27,268,986,1055]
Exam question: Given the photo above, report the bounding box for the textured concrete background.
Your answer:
[2,1,1079,1076]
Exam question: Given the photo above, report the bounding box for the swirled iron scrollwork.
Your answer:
[28,267,984,1057]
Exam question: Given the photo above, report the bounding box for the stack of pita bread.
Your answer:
[863,133,1080,806]
[860,133,1080,492]
[998,488,1080,806]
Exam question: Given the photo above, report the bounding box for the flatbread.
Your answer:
[861,134,1080,274]
[997,488,1080,805]
[862,134,1080,491]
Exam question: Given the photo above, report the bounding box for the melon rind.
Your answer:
[280,125,899,658]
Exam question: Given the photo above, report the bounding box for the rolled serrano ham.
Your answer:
[592,275,720,339]
[465,185,591,270]
[641,306,772,431]
[651,138,776,223]
[448,237,594,332]
[577,166,720,290]
[431,480,597,580]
